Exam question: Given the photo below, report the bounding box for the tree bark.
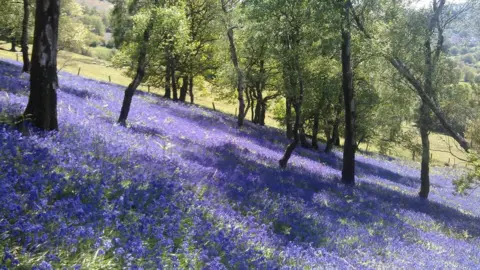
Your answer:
[341,2,355,186]
[312,110,320,149]
[188,76,194,104]
[179,75,188,102]
[285,97,293,139]
[325,120,340,153]
[419,103,430,198]
[21,0,30,73]
[164,61,171,99]
[300,125,310,148]
[118,11,155,126]
[10,38,17,52]
[23,0,60,131]
[326,92,343,153]
[171,57,178,101]
[227,27,246,127]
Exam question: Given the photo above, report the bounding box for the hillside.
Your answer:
[1,59,479,268]
[75,0,113,13]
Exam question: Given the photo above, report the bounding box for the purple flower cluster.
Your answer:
[1,59,480,268]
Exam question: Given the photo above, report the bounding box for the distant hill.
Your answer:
[75,0,113,13]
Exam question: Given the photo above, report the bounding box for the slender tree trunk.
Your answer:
[171,58,178,101]
[245,87,252,120]
[280,101,301,168]
[164,62,171,99]
[326,92,343,153]
[300,125,310,148]
[23,0,60,131]
[325,120,340,153]
[179,75,188,102]
[21,0,30,73]
[285,97,293,139]
[341,2,355,186]
[10,38,17,52]
[254,100,261,124]
[312,110,319,149]
[250,96,255,122]
[118,13,155,126]
[419,103,430,198]
[226,27,245,127]
[280,56,304,168]
[188,76,194,104]
[260,102,266,126]
[417,26,436,198]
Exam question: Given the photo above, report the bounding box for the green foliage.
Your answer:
[0,0,27,42]
[454,152,480,194]
[462,54,476,64]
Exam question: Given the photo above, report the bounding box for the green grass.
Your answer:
[88,46,115,61]
[0,41,466,167]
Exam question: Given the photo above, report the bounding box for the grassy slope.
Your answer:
[0,42,467,166]
[75,0,113,13]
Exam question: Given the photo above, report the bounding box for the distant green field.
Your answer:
[0,41,468,167]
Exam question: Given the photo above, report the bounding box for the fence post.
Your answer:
[77,67,81,76]
[212,102,216,111]
[109,75,111,82]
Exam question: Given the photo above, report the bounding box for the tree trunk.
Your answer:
[23,0,60,131]
[171,58,178,101]
[188,76,194,104]
[326,93,343,153]
[254,99,261,124]
[312,110,319,149]
[279,56,304,168]
[10,37,17,52]
[164,61,171,99]
[227,27,245,127]
[285,97,293,139]
[280,101,301,168]
[419,103,430,198]
[325,120,340,153]
[260,102,266,126]
[118,11,155,126]
[341,2,355,186]
[300,125,310,148]
[21,0,30,73]
[179,75,188,102]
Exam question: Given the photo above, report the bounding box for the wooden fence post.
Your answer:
[109,75,111,82]
[77,67,81,76]
[212,102,216,111]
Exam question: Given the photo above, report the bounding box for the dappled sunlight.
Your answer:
[1,59,479,268]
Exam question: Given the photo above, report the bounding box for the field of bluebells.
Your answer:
[1,58,480,269]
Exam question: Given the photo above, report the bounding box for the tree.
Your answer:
[351,0,474,198]
[58,0,89,53]
[118,0,159,126]
[21,0,31,73]
[0,0,23,52]
[340,0,355,185]
[221,0,246,127]
[23,0,60,131]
